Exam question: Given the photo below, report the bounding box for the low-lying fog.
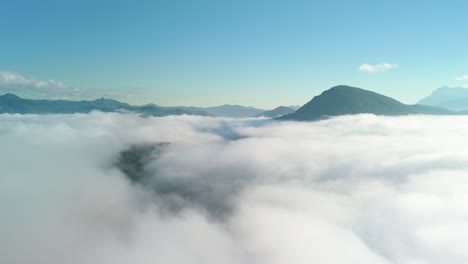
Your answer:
[2,112,468,264]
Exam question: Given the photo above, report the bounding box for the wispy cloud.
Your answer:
[455,75,468,81]
[0,70,139,102]
[0,70,69,89]
[358,63,398,73]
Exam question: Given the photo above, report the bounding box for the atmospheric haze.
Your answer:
[2,112,468,264]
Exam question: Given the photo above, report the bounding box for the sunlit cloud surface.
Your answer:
[1,113,468,264]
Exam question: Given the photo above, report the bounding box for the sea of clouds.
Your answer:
[2,112,468,264]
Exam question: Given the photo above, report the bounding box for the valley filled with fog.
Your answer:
[2,112,468,264]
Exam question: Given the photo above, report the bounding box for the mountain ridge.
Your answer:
[255,106,295,118]
[418,86,468,111]
[0,93,210,116]
[0,93,270,117]
[280,85,456,121]
[2,85,464,120]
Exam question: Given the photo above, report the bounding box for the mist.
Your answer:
[2,112,468,264]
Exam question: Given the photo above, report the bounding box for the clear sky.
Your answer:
[1,0,467,108]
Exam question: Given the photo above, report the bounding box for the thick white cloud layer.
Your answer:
[1,113,468,264]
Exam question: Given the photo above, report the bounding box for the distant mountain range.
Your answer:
[0,93,210,116]
[184,105,299,118]
[287,105,301,111]
[181,104,265,118]
[3,85,468,120]
[0,93,287,118]
[280,85,457,121]
[418,86,468,111]
[255,106,296,118]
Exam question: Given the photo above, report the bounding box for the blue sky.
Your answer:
[0,0,467,108]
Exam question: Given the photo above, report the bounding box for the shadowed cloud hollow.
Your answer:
[2,113,468,264]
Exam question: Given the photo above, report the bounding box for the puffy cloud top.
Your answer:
[1,113,468,264]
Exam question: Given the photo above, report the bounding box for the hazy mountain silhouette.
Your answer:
[3,86,463,120]
[0,93,210,116]
[153,104,264,118]
[0,93,289,118]
[280,85,455,121]
[202,105,264,118]
[418,86,468,111]
[255,106,295,118]
[287,105,301,111]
